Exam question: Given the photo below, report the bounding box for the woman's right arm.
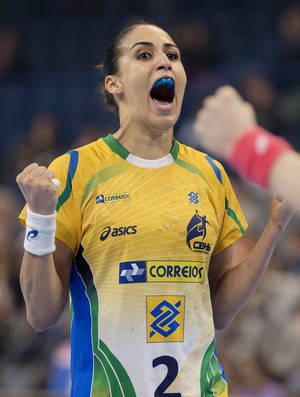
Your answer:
[17,162,74,331]
[20,239,73,331]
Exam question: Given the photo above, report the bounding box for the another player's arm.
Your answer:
[194,86,300,211]
[20,239,73,331]
[209,196,294,330]
[269,150,300,211]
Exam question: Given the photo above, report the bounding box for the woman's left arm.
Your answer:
[209,195,295,330]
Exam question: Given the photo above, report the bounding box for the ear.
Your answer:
[105,75,123,95]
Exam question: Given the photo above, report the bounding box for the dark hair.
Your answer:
[97,21,158,115]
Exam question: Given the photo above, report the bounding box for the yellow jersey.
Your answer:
[20,134,247,397]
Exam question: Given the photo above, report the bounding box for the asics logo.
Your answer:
[26,230,39,241]
[100,225,137,241]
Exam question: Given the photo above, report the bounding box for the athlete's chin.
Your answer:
[150,115,178,131]
[150,109,180,130]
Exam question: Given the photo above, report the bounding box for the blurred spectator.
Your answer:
[170,20,223,80]
[231,355,286,397]
[0,186,21,320]
[172,18,226,111]
[239,72,283,136]
[1,112,63,185]
[238,71,300,150]
[0,308,70,392]
[17,113,62,167]
[277,86,300,149]
[66,0,104,15]
[171,20,228,148]
[0,24,30,82]
[275,227,300,273]
[71,122,109,148]
[257,269,300,397]
[276,2,300,62]
[47,339,71,396]
[218,261,300,397]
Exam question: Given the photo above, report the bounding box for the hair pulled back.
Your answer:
[97,21,158,115]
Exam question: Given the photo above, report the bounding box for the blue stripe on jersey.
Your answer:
[205,155,245,234]
[57,150,79,212]
[70,246,137,396]
[69,262,94,397]
[205,155,223,184]
[214,347,227,382]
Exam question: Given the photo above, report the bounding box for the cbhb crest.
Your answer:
[186,210,211,253]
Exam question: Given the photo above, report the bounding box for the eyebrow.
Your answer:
[130,41,179,51]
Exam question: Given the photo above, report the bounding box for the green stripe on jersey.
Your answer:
[175,158,212,189]
[200,339,228,396]
[81,161,134,206]
[93,340,136,396]
[225,198,246,234]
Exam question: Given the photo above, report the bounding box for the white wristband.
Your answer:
[24,207,57,256]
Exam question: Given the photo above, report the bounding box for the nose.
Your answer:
[156,52,172,71]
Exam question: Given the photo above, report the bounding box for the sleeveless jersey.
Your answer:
[20,134,247,397]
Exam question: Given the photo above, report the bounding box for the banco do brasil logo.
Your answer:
[186,210,211,253]
[147,296,185,343]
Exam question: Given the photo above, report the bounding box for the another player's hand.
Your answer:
[193,85,257,160]
[16,163,59,215]
[269,195,295,232]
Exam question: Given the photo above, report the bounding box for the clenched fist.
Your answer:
[193,85,257,159]
[16,163,59,215]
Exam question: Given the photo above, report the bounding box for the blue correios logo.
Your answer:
[119,261,146,283]
[96,194,105,203]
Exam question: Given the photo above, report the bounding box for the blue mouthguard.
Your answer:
[152,77,174,90]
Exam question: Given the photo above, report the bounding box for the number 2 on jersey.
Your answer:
[153,356,181,397]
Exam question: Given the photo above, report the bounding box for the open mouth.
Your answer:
[150,77,175,108]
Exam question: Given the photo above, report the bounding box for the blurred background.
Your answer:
[0,0,300,396]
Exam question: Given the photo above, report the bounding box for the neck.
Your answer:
[113,128,174,160]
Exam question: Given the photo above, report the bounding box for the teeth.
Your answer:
[152,77,174,91]
[152,99,173,109]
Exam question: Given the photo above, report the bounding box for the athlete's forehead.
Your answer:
[120,25,177,52]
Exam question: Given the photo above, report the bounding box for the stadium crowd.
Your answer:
[0,0,300,395]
